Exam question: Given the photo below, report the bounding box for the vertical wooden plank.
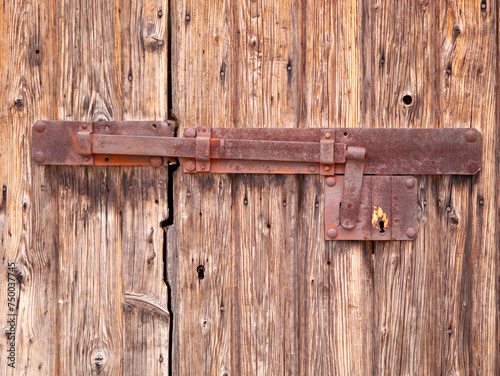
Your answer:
[54,1,124,373]
[363,1,443,375]
[298,1,374,375]
[364,0,498,375]
[232,1,300,375]
[119,0,170,374]
[169,0,301,374]
[169,0,234,374]
[0,0,58,374]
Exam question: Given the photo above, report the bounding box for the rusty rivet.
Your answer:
[202,127,207,132]
[464,129,477,143]
[201,164,206,170]
[326,177,336,187]
[82,124,87,130]
[324,165,331,171]
[34,121,46,133]
[185,161,196,171]
[150,156,163,167]
[466,161,479,173]
[327,227,338,239]
[33,151,46,163]
[405,177,415,188]
[308,165,316,172]
[406,227,417,239]
[83,157,89,162]
[184,128,197,138]
[325,132,331,139]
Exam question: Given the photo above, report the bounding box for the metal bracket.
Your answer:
[32,122,483,241]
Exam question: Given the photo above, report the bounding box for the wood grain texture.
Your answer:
[169,0,498,375]
[0,0,170,374]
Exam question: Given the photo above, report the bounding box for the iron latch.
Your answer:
[32,121,482,241]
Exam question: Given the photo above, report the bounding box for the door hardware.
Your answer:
[32,121,482,241]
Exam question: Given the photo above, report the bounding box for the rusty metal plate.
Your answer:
[325,176,418,241]
[32,120,175,165]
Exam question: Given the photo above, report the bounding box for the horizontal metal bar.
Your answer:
[32,121,482,176]
[92,134,196,158]
[93,135,322,163]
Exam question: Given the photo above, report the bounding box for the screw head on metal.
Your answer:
[34,121,46,133]
[201,164,206,170]
[150,156,163,167]
[406,227,418,239]
[83,157,89,162]
[464,129,477,143]
[326,177,336,187]
[327,227,338,239]
[185,160,196,171]
[184,128,197,138]
[325,132,331,139]
[33,151,46,164]
[405,177,415,188]
[308,165,316,173]
[82,124,88,130]
[324,165,331,172]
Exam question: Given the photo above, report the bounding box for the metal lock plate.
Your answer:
[325,176,418,241]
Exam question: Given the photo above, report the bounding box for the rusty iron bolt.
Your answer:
[464,129,477,143]
[184,128,197,138]
[405,177,415,188]
[326,177,336,187]
[308,165,316,172]
[406,227,418,239]
[33,151,46,164]
[34,121,46,133]
[324,165,331,172]
[325,132,331,139]
[83,157,89,162]
[327,227,338,239]
[150,156,163,167]
[82,124,88,129]
[185,160,196,171]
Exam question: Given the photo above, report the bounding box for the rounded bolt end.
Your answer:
[324,165,331,172]
[184,128,197,138]
[150,156,163,167]
[308,165,316,173]
[327,228,338,239]
[464,129,478,143]
[34,121,46,133]
[406,227,418,239]
[185,160,196,171]
[33,151,46,164]
[201,164,206,170]
[325,177,336,187]
[342,220,355,230]
[325,132,331,139]
[405,177,415,188]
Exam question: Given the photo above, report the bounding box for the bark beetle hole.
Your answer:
[344,132,347,136]
[402,95,413,105]
[197,265,205,279]
[152,123,157,129]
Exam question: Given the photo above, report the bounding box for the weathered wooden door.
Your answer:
[1,0,498,375]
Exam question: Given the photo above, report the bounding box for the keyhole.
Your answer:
[379,221,385,233]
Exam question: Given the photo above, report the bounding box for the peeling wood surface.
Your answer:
[0,0,170,375]
[168,0,499,375]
